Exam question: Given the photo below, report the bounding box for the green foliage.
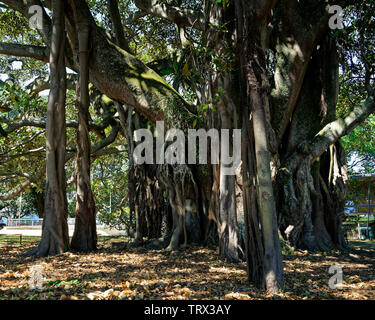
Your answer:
[335,2,375,174]
[92,154,131,230]
[0,81,45,116]
[347,177,375,202]
[0,191,40,219]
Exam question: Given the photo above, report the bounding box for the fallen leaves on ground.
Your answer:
[0,238,374,300]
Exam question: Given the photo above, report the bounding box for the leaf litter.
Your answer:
[0,238,374,300]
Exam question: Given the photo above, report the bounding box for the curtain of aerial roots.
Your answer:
[124,115,172,246]
[157,165,188,251]
[124,109,200,250]
[70,21,98,252]
[133,164,160,245]
[132,162,199,251]
[202,0,243,263]
[30,0,69,257]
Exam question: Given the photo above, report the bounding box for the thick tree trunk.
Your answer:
[70,18,97,252]
[218,100,241,262]
[235,0,284,292]
[31,0,69,257]
[251,80,284,292]
[241,111,265,288]
[321,142,348,250]
[219,168,240,262]
[277,35,349,252]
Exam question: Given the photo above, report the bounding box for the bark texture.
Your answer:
[235,0,284,292]
[70,17,97,252]
[32,0,69,257]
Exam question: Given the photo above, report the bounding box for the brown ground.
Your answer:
[0,236,374,300]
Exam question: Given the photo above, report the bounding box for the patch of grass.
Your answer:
[280,238,295,255]
[98,236,130,245]
[0,235,40,245]
[0,235,129,246]
[45,278,81,288]
[348,240,375,249]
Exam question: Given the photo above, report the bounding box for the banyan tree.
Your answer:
[0,0,374,292]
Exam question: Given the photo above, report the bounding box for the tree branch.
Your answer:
[91,122,121,154]
[26,74,77,93]
[0,121,122,201]
[92,146,126,158]
[124,10,147,25]
[285,94,375,172]
[0,42,49,62]
[0,147,45,165]
[107,0,131,52]
[0,169,44,201]
[1,117,109,137]
[134,0,204,31]
[0,130,44,155]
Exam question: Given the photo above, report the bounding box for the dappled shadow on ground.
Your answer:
[0,238,374,300]
[281,242,375,299]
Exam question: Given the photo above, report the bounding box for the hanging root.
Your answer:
[157,164,198,251]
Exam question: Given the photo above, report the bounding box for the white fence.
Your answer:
[5,218,103,227]
[345,204,375,216]
[7,219,44,227]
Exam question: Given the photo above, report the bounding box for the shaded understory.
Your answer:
[0,236,374,300]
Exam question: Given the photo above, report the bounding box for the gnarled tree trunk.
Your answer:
[276,34,348,252]
[235,0,284,292]
[70,17,97,252]
[32,0,69,257]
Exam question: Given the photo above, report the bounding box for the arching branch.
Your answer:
[134,0,205,31]
[0,121,121,201]
[26,74,77,93]
[0,169,44,201]
[285,94,375,172]
[1,118,109,137]
[0,43,49,62]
